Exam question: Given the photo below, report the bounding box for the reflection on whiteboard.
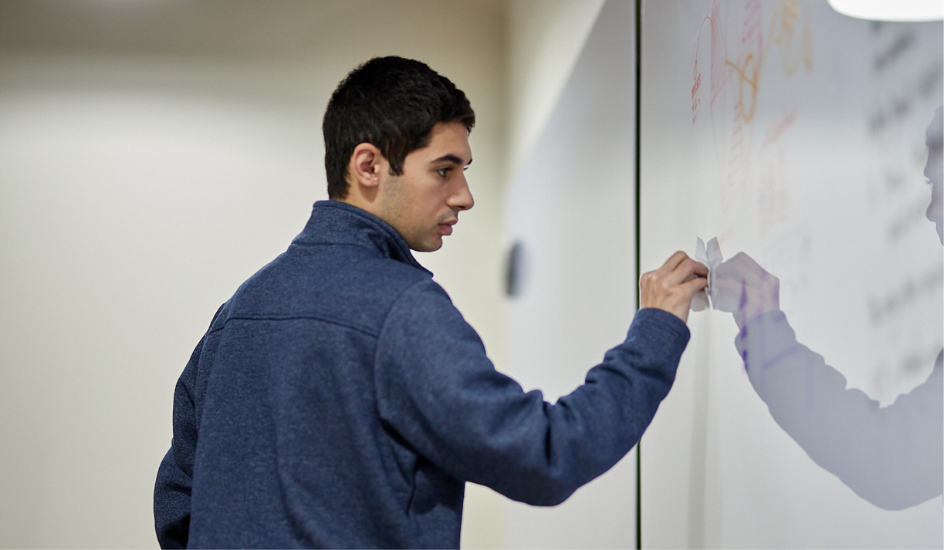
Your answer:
[706,92,943,514]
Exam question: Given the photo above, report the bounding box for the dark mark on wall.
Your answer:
[505,241,524,298]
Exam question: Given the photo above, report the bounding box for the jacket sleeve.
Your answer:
[736,310,944,510]
[154,305,224,548]
[373,279,689,506]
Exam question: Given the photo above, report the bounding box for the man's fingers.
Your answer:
[688,259,709,278]
[658,250,689,274]
[656,252,708,286]
[683,273,709,293]
[640,251,712,323]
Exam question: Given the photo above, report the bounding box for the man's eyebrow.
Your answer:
[432,154,472,166]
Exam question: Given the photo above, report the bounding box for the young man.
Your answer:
[154,56,707,548]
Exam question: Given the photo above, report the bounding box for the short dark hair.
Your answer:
[323,57,476,199]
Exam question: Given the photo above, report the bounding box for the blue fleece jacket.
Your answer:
[154,200,690,549]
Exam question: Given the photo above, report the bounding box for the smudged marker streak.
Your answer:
[727,54,759,122]
[721,1,813,123]
[760,110,797,152]
[692,0,731,124]
[723,100,745,216]
[726,0,764,123]
[771,1,813,76]
[692,72,701,123]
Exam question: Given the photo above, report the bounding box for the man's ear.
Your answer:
[348,143,386,191]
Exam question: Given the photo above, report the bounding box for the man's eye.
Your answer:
[437,168,450,177]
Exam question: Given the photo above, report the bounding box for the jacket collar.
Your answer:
[292,200,432,276]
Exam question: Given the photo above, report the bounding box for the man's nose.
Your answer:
[449,175,474,211]
[927,183,941,222]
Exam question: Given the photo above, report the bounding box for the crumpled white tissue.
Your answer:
[691,236,723,311]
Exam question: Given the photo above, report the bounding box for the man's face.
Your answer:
[378,122,474,252]
[925,144,943,245]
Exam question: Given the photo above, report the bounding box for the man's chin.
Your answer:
[410,238,443,253]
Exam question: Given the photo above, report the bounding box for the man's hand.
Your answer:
[640,251,709,323]
[712,252,780,329]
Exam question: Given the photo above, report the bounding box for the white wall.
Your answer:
[500,1,639,547]
[505,0,605,177]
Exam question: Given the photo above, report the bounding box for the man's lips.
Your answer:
[438,219,457,235]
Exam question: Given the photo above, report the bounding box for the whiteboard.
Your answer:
[638,1,943,548]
